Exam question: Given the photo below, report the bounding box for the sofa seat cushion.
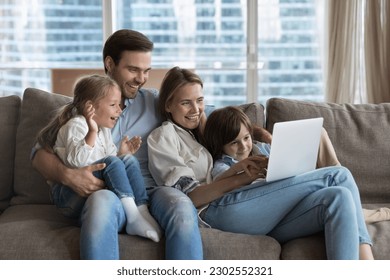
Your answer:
[201,228,281,260]
[0,205,280,260]
[280,233,326,260]
[0,95,21,212]
[0,204,79,259]
[363,203,390,260]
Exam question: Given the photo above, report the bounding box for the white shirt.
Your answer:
[54,115,117,168]
[147,120,213,188]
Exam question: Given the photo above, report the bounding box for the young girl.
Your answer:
[202,106,271,182]
[36,74,161,242]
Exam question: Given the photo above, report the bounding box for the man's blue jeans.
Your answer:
[51,183,202,259]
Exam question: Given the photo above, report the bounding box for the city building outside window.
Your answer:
[0,0,324,107]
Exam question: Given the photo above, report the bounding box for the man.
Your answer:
[32,29,203,260]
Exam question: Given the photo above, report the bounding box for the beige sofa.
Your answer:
[0,88,389,259]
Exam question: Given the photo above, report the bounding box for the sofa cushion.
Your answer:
[281,233,326,260]
[0,205,281,260]
[200,228,281,259]
[239,102,265,128]
[11,89,71,205]
[0,95,21,212]
[0,205,79,259]
[265,98,390,204]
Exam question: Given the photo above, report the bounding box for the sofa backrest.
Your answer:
[0,95,21,212]
[8,88,265,206]
[11,88,71,206]
[265,97,390,203]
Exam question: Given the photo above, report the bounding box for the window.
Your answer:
[0,0,103,96]
[0,0,324,107]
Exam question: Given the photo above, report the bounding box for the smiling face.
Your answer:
[166,83,204,130]
[222,122,253,161]
[105,50,152,101]
[92,85,122,129]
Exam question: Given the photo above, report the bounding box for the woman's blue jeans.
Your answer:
[201,166,372,260]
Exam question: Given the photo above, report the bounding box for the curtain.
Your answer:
[325,0,390,103]
[364,0,390,103]
[325,0,364,103]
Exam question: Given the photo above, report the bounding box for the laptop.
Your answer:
[265,117,324,182]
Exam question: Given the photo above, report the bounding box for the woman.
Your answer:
[147,66,374,260]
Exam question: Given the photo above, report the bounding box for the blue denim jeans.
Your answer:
[201,166,372,260]
[93,155,148,205]
[51,154,147,217]
[51,184,202,259]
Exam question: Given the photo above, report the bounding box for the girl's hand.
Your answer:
[83,101,98,133]
[118,136,142,156]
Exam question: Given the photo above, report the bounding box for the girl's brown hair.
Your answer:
[202,106,253,161]
[36,74,119,150]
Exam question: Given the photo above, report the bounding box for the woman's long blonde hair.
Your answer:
[36,74,119,150]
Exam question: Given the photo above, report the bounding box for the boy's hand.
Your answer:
[232,155,268,178]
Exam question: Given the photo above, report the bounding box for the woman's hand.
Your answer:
[118,135,142,156]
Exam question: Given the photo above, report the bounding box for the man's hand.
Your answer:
[118,135,142,156]
[62,163,106,197]
[32,148,106,197]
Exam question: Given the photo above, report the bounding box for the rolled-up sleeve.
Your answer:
[172,176,200,195]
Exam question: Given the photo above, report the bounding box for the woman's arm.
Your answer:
[32,148,106,197]
[188,168,264,208]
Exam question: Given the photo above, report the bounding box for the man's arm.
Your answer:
[32,148,106,197]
